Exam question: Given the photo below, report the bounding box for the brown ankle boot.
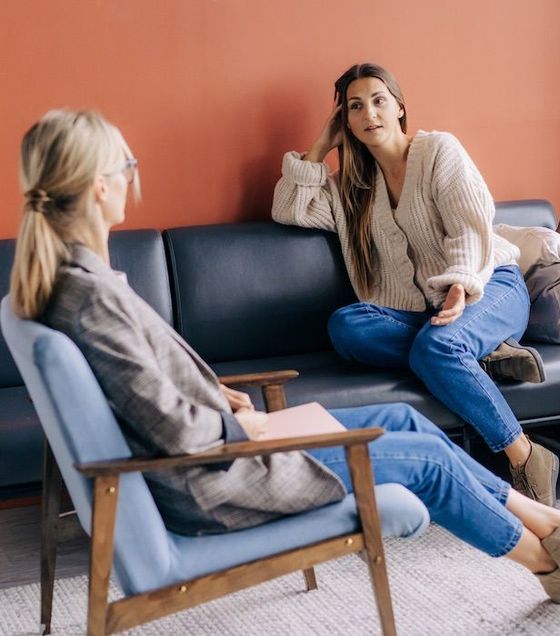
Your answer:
[510,437,559,507]
[537,568,560,603]
[537,528,560,602]
[480,338,546,383]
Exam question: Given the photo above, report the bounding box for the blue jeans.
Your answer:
[309,403,523,557]
[327,265,530,452]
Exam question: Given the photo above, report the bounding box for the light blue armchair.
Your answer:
[1,296,429,636]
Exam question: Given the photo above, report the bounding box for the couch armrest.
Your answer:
[75,427,383,477]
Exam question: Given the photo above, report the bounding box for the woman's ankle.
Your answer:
[532,552,557,574]
[506,488,560,536]
[505,434,531,467]
[506,528,556,573]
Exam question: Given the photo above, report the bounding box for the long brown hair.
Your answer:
[10,110,138,318]
[335,63,407,297]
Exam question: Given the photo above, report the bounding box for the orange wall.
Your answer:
[1,0,559,239]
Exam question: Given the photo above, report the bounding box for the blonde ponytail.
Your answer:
[10,109,137,318]
[10,206,68,318]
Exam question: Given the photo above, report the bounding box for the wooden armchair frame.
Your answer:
[40,370,396,636]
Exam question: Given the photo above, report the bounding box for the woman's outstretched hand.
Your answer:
[306,98,343,163]
[431,283,466,326]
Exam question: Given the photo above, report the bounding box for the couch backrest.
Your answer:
[0,239,20,387]
[164,222,357,362]
[0,199,557,381]
[165,200,558,363]
[108,229,173,323]
[495,199,557,228]
[0,229,172,389]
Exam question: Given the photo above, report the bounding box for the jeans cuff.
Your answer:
[488,518,523,558]
[495,481,512,506]
[487,428,523,453]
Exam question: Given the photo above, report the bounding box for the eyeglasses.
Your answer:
[104,158,138,185]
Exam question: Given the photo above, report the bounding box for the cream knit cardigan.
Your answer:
[272,130,519,311]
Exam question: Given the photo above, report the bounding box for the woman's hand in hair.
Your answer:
[306,99,343,162]
[235,408,269,440]
[431,283,466,326]
[220,384,254,413]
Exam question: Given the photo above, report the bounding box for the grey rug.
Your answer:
[1,525,559,636]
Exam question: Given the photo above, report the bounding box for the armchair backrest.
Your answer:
[0,296,172,594]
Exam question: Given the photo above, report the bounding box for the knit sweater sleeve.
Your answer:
[426,133,495,306]
[271,151,338,231]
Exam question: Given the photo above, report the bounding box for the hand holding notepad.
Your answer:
[258,402,346,440]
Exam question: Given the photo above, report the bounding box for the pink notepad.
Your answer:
[259,402,346,440]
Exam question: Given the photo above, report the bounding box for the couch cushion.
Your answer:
[108,229,173,324]
[164,222,356,362]
[213,352,464,432]
[0,386,43,487]
[524,264,560,343]
[213,342,560,434]
[166,487,427,588]
[0,240,21,388]
[494,199,557,229]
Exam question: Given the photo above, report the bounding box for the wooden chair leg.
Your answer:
[261,384,319,591]
[303,567,318,591]
[41,441,63,635]
[87,476,119,636]
[346,444,396,636]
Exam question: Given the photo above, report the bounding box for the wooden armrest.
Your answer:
[218,369,299,387]
[75,428,383,477]
[219,369,299,411]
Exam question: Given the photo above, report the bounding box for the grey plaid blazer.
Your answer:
[42,245,345,535]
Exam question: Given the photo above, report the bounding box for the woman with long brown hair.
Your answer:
[272,62,557,507]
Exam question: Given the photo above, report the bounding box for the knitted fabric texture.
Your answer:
[272,130,519,311]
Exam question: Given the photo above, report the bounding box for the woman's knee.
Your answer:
[375,483,430,538]
[327,304,366,357]
[377,402,423,432]
[409,329,452,375]
[396,403,444,438]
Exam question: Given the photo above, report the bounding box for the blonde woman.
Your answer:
[9,109,560,601]
[272,62,557,507]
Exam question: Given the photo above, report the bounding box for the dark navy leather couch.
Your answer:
[1,199,559,499]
